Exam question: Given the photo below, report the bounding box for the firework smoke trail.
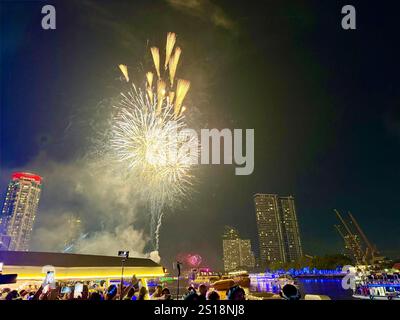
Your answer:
[151,202,164,251]
[109,33,196,252]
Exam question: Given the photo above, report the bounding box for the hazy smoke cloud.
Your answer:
[166,0,235,31]
[15,151,158,260]
[149,250,161,263]
[74,226,148,258]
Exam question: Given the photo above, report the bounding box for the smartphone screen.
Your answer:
[61,287,71,294]
[43,271,56,289]
[74,282,83,298]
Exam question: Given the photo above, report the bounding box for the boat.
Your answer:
[353,283,400,300]
[352,270,400,300]
[191,275,220,286]
[249,273,297,294]
[189,269,250,290]
[188,268,221,288]
[276,274,296,287]
[224,270,250,288]
[212,279,235,291]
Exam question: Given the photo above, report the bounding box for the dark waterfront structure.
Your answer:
[0,251,165,282]
[254,194,303,266]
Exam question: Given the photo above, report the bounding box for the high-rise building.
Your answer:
[222,226,255,272]
[280,196,303,263]
[238,239,256,269]
[0,172,42,251]
[254,194,303,266]
[254,194,286,264]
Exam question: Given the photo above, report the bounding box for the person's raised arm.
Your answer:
[31,285,44,300]
[121,275,138,299]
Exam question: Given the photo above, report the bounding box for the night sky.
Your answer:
[1,0,400,269]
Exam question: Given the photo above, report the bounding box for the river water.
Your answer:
[248,276,354,300]
[296,278,354,300]
[159,277,354,300]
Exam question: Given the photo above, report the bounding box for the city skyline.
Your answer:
[0,167,396,267]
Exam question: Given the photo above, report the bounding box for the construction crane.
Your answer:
[334,210,381,265]
[348,211,381,264]
[334,209,365,264]
[334,224,354,258]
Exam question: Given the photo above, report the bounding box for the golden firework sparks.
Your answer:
[118,64,129,82]
[150,47,161,78]
[147,87,153,104]
[146,71,154,88]
[165,32,176,70]
[156,79,166,114]
[110,84,198,250]
[174,79,190,116]
[168,91,175,104]
[179,105,187,117]
[113,33,196,251]
[168,47,181,87]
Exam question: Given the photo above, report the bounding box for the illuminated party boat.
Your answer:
[352,271,400,300]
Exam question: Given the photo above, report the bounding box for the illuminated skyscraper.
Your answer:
[238,239,256,269]
[254,194,303,266]
[222,226,255,272]
[254,194,286,264]
[280,196,303,263]
[0,172,42,251]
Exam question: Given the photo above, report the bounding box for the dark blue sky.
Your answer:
[1,0,400,267]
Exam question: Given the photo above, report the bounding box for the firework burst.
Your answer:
[111,84,197,204]
[110,32,197,251]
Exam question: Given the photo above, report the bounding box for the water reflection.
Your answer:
[250,276,354,300]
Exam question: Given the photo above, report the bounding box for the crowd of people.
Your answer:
[0,274,300,301]
[0,276,252,301]
[183,284,245,301]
